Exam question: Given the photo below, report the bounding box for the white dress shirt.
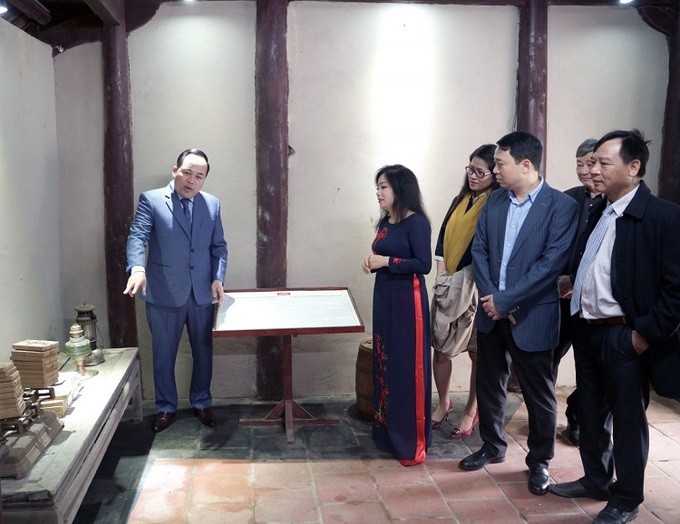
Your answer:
[580,185,640,319]
[499,177,544,291]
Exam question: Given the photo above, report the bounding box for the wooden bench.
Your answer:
[1,348,142,523]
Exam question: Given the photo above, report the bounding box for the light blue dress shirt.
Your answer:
[499,177,544,291]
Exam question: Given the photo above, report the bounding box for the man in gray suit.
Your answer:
[124,148,228,433]
[459,132,578,497]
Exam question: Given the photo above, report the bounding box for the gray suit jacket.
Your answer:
[472,182,578,351]
[126,182,228,307]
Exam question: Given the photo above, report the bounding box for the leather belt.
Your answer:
[586,316,628,326]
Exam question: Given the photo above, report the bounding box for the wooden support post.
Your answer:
[255,0,289,399]
[516,0,548,162]
[102,20,137,348]
[658,6,680,204]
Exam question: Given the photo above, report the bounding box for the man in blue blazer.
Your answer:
[124,148,228,432]
[550,130,680,524]
[459,132,578,497]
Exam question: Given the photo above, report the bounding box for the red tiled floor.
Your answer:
[314,471,379,504]
[653,421,680,440]
[254,486,319,522]
[549,464,587,484]
[128,488,189,523]
[431,467,506,501]
[193,458,251,476]
[643,474,680,511]
[450,498,526,523]
[252,460,312,489]
[524,513,591,523]
[651,458,680,484]
[379,483,453,519]
[124,390,680,523]
[138,458,194,492]
[649,507,680,523]
[128,458,193,523]
[635,505,668,524]
[185,504,254,524]
[649,427,680,461]
[189,471,252,507]
[367,459,432,487]
[319,501,390,523]
[310,459,368,476]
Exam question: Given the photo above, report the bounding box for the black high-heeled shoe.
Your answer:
[431,406,453,429]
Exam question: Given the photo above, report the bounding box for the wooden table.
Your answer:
[1,347,142,523]
[213,288,364,443]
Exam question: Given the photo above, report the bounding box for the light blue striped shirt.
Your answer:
[499,178,544,291]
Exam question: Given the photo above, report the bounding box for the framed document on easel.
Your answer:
[213,287,364,443]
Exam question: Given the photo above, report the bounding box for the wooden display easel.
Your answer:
[213,287,364,443]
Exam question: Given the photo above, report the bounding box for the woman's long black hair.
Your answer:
[375,164,428,229]
[453,143,497,203]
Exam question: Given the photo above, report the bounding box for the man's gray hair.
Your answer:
[576,138,597,158]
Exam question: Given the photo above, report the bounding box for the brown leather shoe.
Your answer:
[151,411,176,433]
[194,407,216,427]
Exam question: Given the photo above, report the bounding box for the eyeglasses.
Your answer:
[465,165,492,179]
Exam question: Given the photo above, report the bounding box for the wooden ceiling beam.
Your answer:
[6,0,51,25]
[293,0,677,5]
[84,0,123,25]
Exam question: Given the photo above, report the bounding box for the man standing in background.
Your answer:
[554,138,605,446]
[124,148,228,433]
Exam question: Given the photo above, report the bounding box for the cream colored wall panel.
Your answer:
[288,3,517,395]
[547,6,667,193]
[54,43,109,350]
[128,1,258,398]
[0,21,62,358]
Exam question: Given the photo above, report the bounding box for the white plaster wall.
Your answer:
[287,3,518,395]
[54,43,109,351]
[10,1,667,400]
[546,6,668,387]
[546,6,667,194]
[0,21,63,359]
[128,1,258,399]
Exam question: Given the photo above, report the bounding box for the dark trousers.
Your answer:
[146,293,215,413]
[477,320,557,469]
[572,319,649,511]
[554,299,579,425]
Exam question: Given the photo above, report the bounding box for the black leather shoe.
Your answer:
[194,407,216,428]
[528,466,551,495]
[152,411,176,433]
[459,447,505,471]
[566,424,580,447]
[549,478,609,500]
[593,504,638,523]
[565,405,580,446]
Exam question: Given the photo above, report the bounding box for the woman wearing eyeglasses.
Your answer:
[431,144,497,439]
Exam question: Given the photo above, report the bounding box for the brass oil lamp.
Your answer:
[75,303,105,366]
[64,323,98,378]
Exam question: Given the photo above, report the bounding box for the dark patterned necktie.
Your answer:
[570,203,615,315]
[180,198,192,226]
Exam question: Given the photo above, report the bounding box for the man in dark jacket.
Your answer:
[550,130,680,524]
[555,138,605,446]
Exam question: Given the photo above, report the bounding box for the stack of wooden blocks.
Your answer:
[0,362,26,419]
[10,340,60,389]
